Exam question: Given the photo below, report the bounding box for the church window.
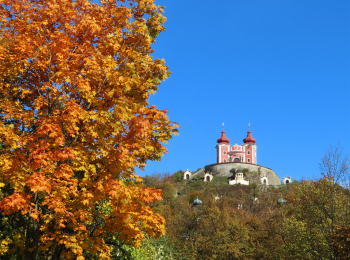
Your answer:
[247,158,251,163]
[247,151,250,155]
[223,151,226,155]
[223,159,226,162]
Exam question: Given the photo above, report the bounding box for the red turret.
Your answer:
[243,129,256,144]
[217,129,230,144]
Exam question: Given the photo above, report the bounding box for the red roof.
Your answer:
[243,129,256,144]
[217,129,230,144]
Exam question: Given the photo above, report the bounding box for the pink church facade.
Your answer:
[216,127,257,164]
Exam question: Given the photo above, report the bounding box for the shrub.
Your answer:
[172,170,184,182]
[212,176,229,183]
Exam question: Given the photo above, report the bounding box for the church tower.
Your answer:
[216,126,230,163]
[242,125,257,164]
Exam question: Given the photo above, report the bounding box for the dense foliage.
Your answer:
[0,0,178,259]
[0,0,348,259]
[138,145,349,259]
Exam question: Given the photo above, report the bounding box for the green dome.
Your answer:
[193,196,202,206]
[277,193,287,205]
[277,198,287,204]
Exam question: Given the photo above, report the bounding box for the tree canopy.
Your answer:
[0,0,178,259]
[140,145,350,259]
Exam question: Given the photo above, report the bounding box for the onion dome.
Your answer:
[243,129,256,144]
[277,193,287,205]
[193,196,202,207]
[217,129,230,144]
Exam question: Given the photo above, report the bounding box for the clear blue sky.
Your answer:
[136,0,350,181]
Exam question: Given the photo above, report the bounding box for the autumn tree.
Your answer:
[282,145,350,259]
[331,226,350,258]
[187,190,203,205]
[0,0,178,259]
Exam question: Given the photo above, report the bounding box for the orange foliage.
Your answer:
[0,0,178,258]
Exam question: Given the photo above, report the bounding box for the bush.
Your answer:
[131,235,176,260]
[212,176,229,183]
[172,170,183,182]
[251,171,258,177]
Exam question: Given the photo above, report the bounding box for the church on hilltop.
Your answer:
[184,124,292,186]
[217,124,257,164]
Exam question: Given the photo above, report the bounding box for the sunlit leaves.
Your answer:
[0,0,177,258]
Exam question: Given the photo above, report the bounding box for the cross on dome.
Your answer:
[217,124,230,144]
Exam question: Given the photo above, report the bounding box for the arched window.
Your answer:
[206,176,210,182]
[247,151,251,155]
[223,159,226,162]
[223,151,226,155]
[186,174,189,180]
[247,158,251,163]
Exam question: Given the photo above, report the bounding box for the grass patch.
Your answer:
[212,176,229,183]
[192,174,205,180]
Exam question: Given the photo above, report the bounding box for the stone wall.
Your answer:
[204,162,282,186]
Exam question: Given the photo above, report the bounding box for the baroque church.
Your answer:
[216,124,257,164]
[183,125,292,186]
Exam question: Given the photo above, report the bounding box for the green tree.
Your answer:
[172,170,184,183]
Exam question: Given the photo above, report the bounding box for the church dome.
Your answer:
[217,130,230,144]
[193,196,203,207]
[243,130,256,144]
[277,193,287,205]
[277,197,287,205]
